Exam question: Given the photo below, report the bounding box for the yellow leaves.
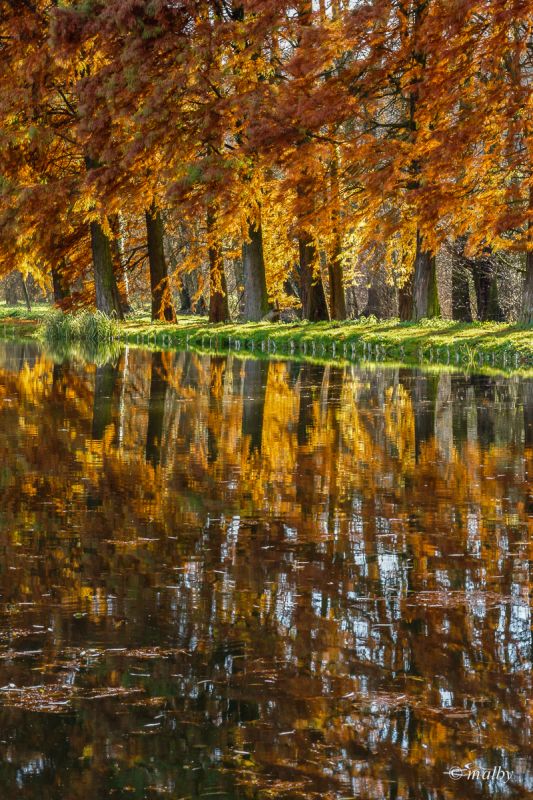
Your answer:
[384,218,417,287]
[262,200,300,309]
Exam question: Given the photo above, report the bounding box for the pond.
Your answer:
[0,340,531,799]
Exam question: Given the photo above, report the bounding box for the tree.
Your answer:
[145,207,177,322]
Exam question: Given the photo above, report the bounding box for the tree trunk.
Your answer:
[207,208,230,323]
[520,250,533,326]
[328,253,347,320]
[486,274,503,321]
[51,260,71,304]
[399,274,413,321]
[345,284,359,318]
[472,258,491,320]
[90,220,124,318]
[451,247,473,322]
[242,217,271,321]
[145,206,177,322]
[298,235,330,321]
[85,155,124,318]
[523,378,533,447]
[20,274,31,311]
[328,146,347,320]
[412,231,440,320]
[109,214,131,314]
[363,266,396,319]
[3,273,19,305]
[472,253,503,321]
[179,281,192,312]
[364,286,381,317]
[519,186,533,326]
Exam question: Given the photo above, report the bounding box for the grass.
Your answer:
[41,308,120,344]
[0,303,531,372]
[118,314,533,371]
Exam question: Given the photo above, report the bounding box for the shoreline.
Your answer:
[0,307,532,374]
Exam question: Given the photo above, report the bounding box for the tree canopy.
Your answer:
[0,0,532,323]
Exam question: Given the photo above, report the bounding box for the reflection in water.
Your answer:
[0,340,531,799]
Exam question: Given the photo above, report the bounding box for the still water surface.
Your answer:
[0,341,531,799]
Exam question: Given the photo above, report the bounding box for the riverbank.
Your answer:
[1,304,532,370]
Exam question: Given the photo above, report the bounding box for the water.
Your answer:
[0,340,531,799]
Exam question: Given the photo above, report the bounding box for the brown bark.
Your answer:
[472,252,503,321]
[3,273,19,306]
[51,260,71,304]
[519,188,533,325]
[242,216,271,321]
[328,253,346,320]
[90,219,124,318]
[145,206,177,322]
[179,281,192,312]
[328,146,347,320]
[85,155,124,318]
[363,266,396,319]
[398,275,413,321]
[520,250,533,326]
[20,274,31,311]
[298,234,330,321]
[109,214,131,314]
[345,285,359,318]
[412,231,440,320]
[207,207,230,323]
[451,240,473,322]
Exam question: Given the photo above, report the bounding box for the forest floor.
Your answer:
[1,303,532,371]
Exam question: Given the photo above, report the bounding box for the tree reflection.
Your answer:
[0,340,531,800]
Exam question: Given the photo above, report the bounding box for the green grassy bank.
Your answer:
[0,303,532,371]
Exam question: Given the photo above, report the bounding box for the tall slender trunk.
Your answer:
[328,146,347,320]
[328,254,346,320]
[364,285,381,318]
[51,259,71,304]
[405,3,439,324]
[90,220,124,318]
[242,216,270,321]
[523,378,533,447]
[472,252,503,321]
[207,207,230,323]
[345,284,359,318]
[179,281,192,312]
[520,250,533,326]
[519,188,533,325]
[20,273,31,311]
[451,239,473,321]
[412,230,440,320]
[145,206,177,322]
[109,214,130,314]
[298,234,330,321]
[3,273,19,305]
[85,156,123,318]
